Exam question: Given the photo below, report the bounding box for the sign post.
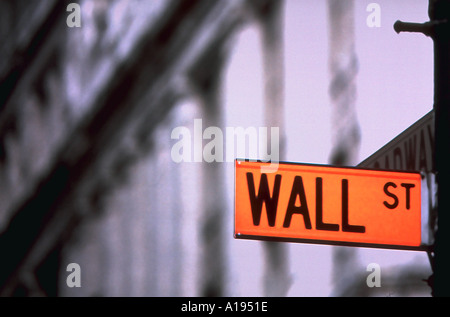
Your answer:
[394,0,450,296]
[235,160,423,250]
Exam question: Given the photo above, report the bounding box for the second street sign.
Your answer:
[235,160,423,250]
[357,110,436,247]
[358,110,434,173]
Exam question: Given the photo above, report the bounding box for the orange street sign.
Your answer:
[235,160,423,250]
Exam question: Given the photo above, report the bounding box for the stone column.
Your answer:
[327,0,362,295]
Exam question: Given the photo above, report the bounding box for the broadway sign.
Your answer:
[358,110,434,173]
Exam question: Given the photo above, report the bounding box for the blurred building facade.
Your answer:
[0,0,432,297]
[0,0,290,297]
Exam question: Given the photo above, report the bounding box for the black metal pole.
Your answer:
[395,0,450,296]
[430,0,450,298]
